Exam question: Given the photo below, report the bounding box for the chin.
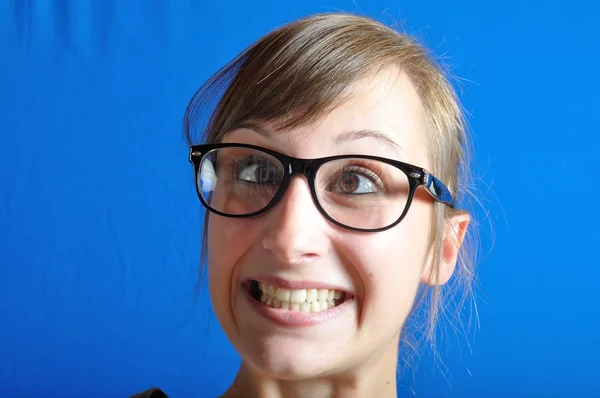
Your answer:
[239,337,341,380]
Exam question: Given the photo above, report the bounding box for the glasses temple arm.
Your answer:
[423,171,457,208]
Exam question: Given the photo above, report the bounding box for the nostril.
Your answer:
[300,253,320,261]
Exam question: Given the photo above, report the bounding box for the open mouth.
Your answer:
[246,280,349,313]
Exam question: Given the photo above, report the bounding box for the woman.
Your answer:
[135,11,477,398]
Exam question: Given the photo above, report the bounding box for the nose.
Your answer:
[262,176,331,264]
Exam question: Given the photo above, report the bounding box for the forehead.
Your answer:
[224,70,429,166]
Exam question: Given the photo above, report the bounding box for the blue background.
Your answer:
[1,0,599,397]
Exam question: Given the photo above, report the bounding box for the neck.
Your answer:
[221,340,400,398]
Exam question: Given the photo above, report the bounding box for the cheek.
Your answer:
[367,227,427,292]
[364,211,431,275]
[207,216,257,326]
[208,215,258,267]
[348,205,432,328]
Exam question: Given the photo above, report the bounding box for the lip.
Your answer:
[241,282,354,328]
[250,275,354,296]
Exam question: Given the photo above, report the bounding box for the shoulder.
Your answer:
[130,387,169,398]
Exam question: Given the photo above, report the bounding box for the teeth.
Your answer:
[257,282,347,313]
[318,289,329,301]
[290,289,307,304]
[306,289,318,302]
[276,288,291,302]
[327,290,335,301]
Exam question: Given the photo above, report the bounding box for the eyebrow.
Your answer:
[235,122,403,152]
[333,129,403,152]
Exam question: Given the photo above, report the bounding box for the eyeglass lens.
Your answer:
[197,147,411,230]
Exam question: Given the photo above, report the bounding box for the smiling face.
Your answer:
[206,70,442,379]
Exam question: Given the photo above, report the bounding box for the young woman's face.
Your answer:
[207,71,438,378]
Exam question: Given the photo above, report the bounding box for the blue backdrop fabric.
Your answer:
[1,1,599,397]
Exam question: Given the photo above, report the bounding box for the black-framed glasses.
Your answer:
[189,143,456,232]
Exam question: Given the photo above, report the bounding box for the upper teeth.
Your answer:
[260,283,343,303]
[259,283,344,312]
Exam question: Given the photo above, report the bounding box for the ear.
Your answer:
[421,212,470,286]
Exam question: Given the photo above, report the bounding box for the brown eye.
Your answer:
[329,167,379,195]
[338,172,360,193]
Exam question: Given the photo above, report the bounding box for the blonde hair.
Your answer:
[184,12,479,371]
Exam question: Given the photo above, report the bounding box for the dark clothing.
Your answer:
[130,387,168,398]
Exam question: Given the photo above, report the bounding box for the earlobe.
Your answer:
[421,212,470,286]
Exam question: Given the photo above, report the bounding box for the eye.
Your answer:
[237,158,282,185]
[334,167,381,194]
